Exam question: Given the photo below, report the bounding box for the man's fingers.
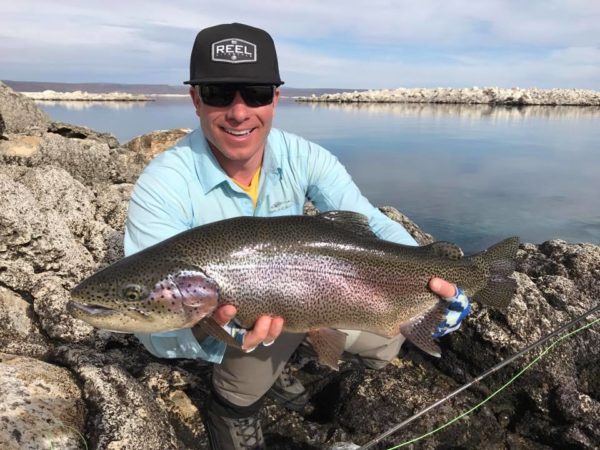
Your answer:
[243,315,272,351]
[263,316,284,346]
[212,304,237,327]
[242,315,285,351]
[429,277,457,299]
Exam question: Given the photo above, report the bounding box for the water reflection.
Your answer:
[34,100,149,110]
[37,99,600,251]
[295,101,600,121]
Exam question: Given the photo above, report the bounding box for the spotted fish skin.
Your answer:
[69,211,519,362]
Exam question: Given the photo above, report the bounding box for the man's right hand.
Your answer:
[212,305,284,352]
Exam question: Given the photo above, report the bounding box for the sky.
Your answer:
[1,0,599,89]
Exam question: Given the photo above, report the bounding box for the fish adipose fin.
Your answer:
[399,301,447,357]
[307,328,348,370]
[318,211,377,238]
[472,237,520,309]
[195,316,241,348]
[423,241,464,260]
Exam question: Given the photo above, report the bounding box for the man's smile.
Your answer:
[222,127,256,137]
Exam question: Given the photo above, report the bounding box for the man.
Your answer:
[125,23,470,450]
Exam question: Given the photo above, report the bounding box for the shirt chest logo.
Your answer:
[211,38,257,64]
[269,200,295,212]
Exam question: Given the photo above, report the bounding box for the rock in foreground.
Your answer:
[0,353,86,450]
[0,82,598,449]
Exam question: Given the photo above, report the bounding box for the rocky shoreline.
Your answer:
[1,81,599,449]
[296,87,600,106]
[21,90,152,102]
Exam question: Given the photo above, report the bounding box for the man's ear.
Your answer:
[190,86,201,111]
[272,87,281,108]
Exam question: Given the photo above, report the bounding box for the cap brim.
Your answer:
[184,78,284,86]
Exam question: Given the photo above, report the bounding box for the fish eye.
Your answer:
[122,284,144,302]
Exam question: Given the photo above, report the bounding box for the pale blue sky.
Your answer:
[1,0,599,89]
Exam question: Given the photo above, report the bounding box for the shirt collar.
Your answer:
[191,128,283,194]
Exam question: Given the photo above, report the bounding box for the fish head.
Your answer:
[68,257,220,333]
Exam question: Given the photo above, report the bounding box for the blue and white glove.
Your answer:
[433,286,471,338]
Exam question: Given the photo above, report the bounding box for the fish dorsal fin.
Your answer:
[318,211,377,238]
[423,241,464,260]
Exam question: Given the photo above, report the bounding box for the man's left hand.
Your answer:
[212,305,284,352]
[429,277,471,338]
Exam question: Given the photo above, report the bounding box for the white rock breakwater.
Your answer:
[296,87,600,106]
[22,90,152,102]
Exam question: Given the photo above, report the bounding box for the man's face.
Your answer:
[190,85,280,166]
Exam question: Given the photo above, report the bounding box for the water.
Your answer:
[37,97,600,253]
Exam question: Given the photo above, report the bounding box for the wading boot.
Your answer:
[266,365,309,412]
[204,393,265,450]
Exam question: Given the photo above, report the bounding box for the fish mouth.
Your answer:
[67,301,119,316]
[67,301,151,320]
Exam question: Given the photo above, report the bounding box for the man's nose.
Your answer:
[225,91,250,122]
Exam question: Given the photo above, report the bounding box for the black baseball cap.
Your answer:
[184,23,284,86]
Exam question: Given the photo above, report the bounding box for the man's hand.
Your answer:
[212,305,284,352]
[429,277,457,298]
[429,277,471,338]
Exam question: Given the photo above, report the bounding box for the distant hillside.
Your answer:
[2,81,187,95]
[2,80,362,97]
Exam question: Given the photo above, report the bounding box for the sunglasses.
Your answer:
[198,84,276,107]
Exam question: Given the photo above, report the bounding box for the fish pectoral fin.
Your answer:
[307,328,348,371]
[193,316,241,348]
[399,302,446,357]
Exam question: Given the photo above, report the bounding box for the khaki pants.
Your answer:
[213,330,405,407]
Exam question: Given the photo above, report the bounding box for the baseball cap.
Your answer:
[184,23,284,86]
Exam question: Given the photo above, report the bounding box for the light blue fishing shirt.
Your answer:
[124,127,417,362]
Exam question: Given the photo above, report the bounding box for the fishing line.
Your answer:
[358,303,600,450]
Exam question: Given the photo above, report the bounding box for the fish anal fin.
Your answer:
[307,328,348,370]
[424,241,464,260]
[318,211,377,238]
[473,277,517,309]
[399,302,446,357]
[193,316,241,348]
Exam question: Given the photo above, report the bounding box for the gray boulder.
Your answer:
[52,346,183,450]
[0,287,50,358]
[0,353,86,450]
[0,81,50,135]
[48,121,120,149]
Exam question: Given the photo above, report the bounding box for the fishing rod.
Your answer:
[358,303,600,450]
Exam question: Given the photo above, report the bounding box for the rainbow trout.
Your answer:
[69,211,519,369]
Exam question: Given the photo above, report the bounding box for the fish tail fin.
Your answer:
[471,236,520,309]
[400,301,446,357]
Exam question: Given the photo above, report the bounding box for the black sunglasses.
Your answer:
[198,84,276,107]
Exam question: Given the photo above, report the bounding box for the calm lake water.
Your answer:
[37,97,600,253]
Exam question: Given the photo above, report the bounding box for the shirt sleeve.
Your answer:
[124,169,192,256]
[303,142,418,246]
[124,164,227,362]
